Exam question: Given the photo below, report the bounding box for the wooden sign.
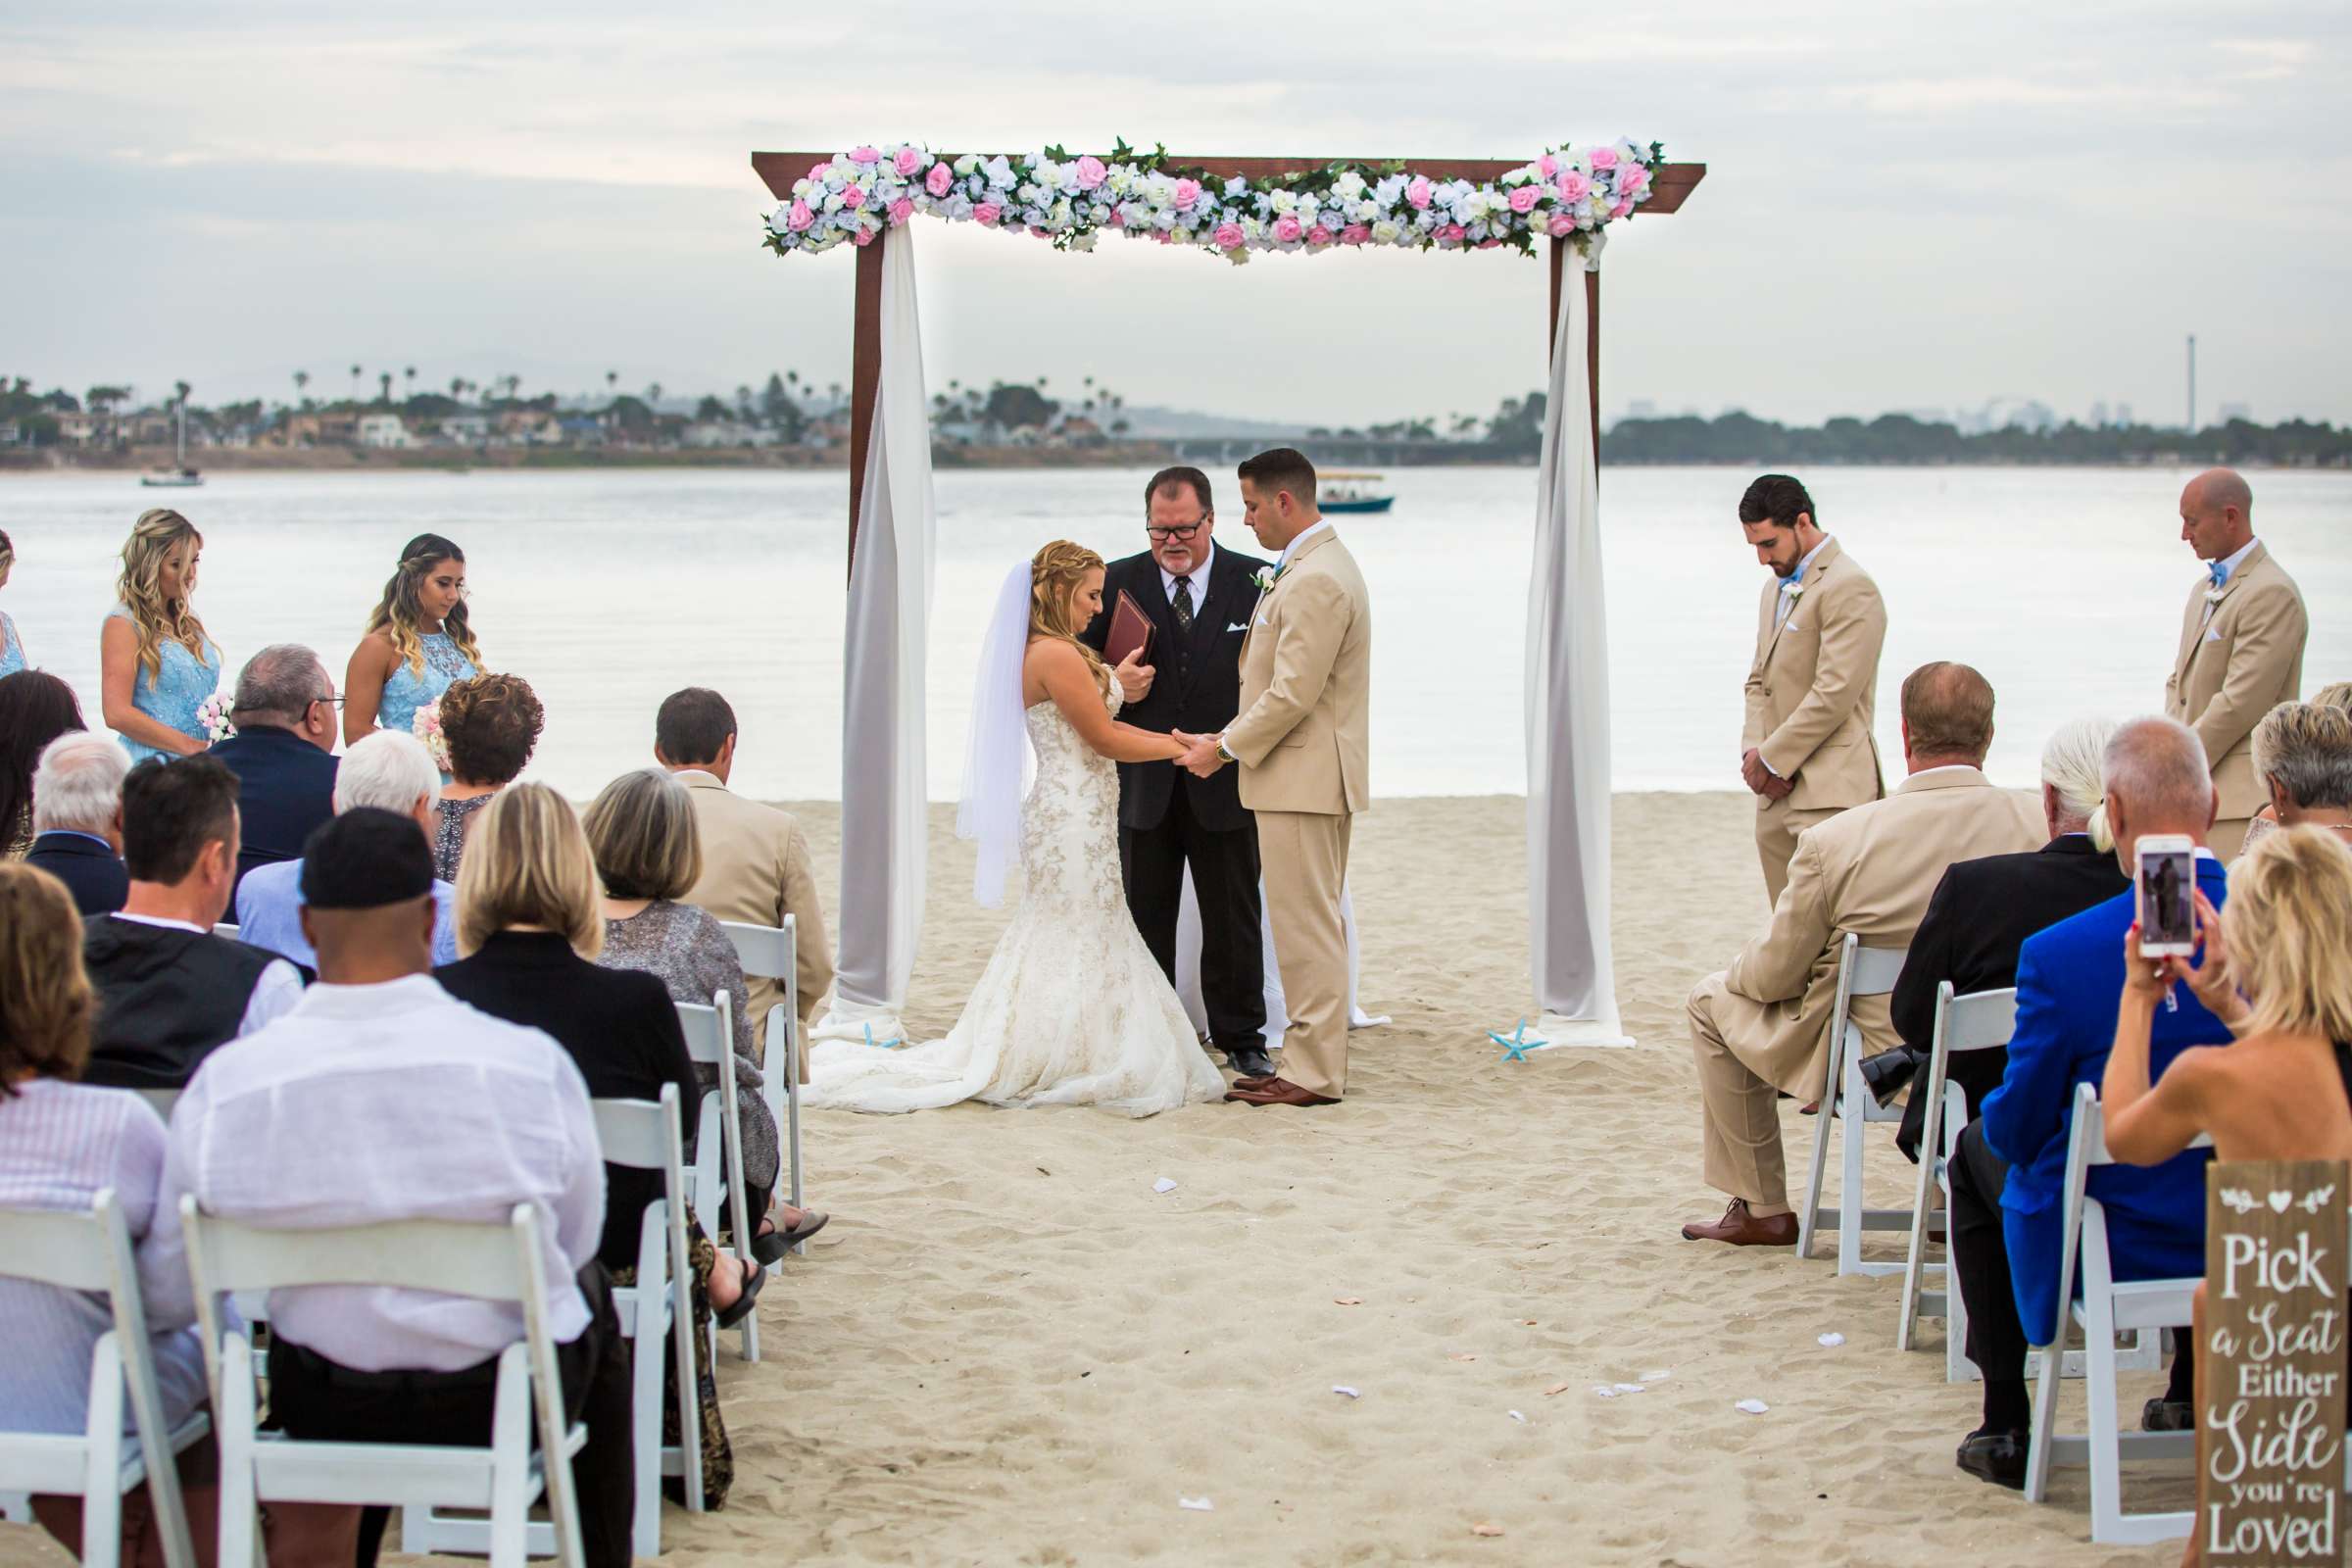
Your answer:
[2201,1159,2348,1566]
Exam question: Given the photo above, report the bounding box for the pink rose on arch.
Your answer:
[808,161,831,182]
[1478,238,1501,249]
[1556,172,1591,203]
[926,163,954,197]
[1171,177,1201,210]
[973,202,1003,225]
[1074,155,1106,190]
[894,146,923,177]
[841,183,864,208]
[1590,147,1618,171]
[1609,200,1632,220]
[1547,212,1577,238]
[888,198,914,226]
[1439,222,1467,243]
[1341,221,1371,245]
[1152,228,1174,245]
[1273,214,1303,244]
[1405,176,1433,210]
[787,199,814,231]
[1616,165,1650,196]
[1212,220,1246,250]
[1306,224,1333,246]
[850,145,880,165]
[1507,184,1540,214]
[854,226,877,247]
[1539,154,1558,177]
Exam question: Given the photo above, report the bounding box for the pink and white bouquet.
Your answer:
[411,698,452,772]
[197,691,236,744]
[763,137,1666,266]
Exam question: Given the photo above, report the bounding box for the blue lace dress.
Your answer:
[106,608,221,763]
[376,631,478,740]
[0,612,24,677]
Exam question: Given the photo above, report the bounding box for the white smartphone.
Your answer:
[2135,834,2197,957]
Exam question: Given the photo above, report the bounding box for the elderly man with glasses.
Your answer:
[1081,466,1279,1080]
[207,642,343,895]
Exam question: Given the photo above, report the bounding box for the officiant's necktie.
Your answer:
[1170,575,1195,635]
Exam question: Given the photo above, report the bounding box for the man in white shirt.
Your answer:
[163,808,631,1568]
[80,755,302,1090]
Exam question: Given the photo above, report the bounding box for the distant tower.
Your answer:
[2186,334,2197,433]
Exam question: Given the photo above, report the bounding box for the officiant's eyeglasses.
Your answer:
[1146,520,1207,541]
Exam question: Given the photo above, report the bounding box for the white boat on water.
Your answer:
[139,400,203,487]
[1317,471,1393,514]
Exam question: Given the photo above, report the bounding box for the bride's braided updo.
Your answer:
[1028,540,1109,691]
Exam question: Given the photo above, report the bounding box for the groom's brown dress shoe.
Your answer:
[1224,1077,1338,1107]
[1679,1199,1797,1247]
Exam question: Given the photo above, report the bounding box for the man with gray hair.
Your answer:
[234,729,455,968]
[209,643,341,894]
[1947,716,2229,1489]
[23,732,131,914]
[2164,466,2307,858]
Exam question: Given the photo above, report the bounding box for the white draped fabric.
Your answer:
[1172,872,1388,1049]
[814,230,936,1046]
[1526,241,1633,1047]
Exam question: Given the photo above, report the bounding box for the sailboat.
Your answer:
[139,400,203,488]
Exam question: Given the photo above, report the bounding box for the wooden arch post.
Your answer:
[751,152,1704,573]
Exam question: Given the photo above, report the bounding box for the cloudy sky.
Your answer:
[5,2,2346,427]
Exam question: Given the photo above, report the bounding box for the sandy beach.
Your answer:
[0,791,2186,1568]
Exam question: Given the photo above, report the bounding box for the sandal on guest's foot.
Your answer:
[714,1260,767,1330]
[753,1210,830,1265]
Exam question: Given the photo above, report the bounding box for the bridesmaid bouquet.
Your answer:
[411,698,452,772]
[197,691,236,744]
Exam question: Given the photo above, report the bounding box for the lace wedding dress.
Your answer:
[806,676,1226,1116]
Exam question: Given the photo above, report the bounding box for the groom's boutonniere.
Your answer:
[1778,576,1805,600]
[2203,584,2229,606]
[1250,565,1282,592]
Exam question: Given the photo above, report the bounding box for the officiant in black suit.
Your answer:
[1082,466,1276,1079]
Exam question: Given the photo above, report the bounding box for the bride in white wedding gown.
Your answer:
[806,541,1227,1116]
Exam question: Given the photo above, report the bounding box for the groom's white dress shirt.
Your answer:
[162,973,604,1371]
[1159,539,1213,618]
[1277,519,1332,570]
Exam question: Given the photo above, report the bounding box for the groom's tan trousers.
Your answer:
[1258,809,1353,1100]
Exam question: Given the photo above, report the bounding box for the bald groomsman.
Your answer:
[2164,466,2307,858]
[1737,474,1888,904]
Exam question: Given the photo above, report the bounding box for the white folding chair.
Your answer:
[210,923,239,943]
[2022,1083,2207,1545]
[181,1199,588,1568]
[1797,935,1913,1273]
[719,917,806,1253]
[1896,982,2016,1376]
[676,994,760,1362]
[400,1088,702,1559]
[0,1192,210,1568]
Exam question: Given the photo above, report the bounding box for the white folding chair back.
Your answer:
[1895,983,2015,1370]
[210,923,240,943]
[720,916,806,1251]
[0,1193,209,1568]
[180,1199,587,1568]
[1797,935,1914,1273]
[676,993,759,1360]
[2022,1084,2209,1545]
[398,1088,702,1560]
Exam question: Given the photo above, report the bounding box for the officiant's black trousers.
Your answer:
[1120,789,1267,1052]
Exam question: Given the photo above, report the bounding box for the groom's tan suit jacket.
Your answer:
[2163,540,2306,848]
[1224,526,1370,815]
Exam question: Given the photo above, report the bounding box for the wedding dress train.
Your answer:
[806,675,1224,1116]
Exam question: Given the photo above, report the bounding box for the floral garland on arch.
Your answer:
[760,138,1665,264]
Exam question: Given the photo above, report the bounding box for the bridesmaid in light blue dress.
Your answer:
[0,528,26,677]
[99,510,222,763]
[345,533,483,750]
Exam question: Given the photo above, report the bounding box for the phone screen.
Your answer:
[2138,848,2195,950]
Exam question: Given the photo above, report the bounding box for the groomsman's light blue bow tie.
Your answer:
[2208,560,2230,588]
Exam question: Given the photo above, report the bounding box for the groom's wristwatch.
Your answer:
[1215,736,1236,763]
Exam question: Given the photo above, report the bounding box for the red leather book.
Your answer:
[1103,588,1154,667]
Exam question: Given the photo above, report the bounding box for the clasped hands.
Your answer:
[1740,748,1794,801]
[1170,730,1227,778]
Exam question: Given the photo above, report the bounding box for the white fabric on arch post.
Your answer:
[813,229,936,1046]
[1526,238,1631,1047]
[1172,871,1388,1050]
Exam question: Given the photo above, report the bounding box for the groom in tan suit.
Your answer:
[2163,466,2307,858]
[1682,662,2042,1245]
[1738,474,1888,905]
[1176,448,1369,1107]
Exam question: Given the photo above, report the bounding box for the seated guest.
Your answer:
[2239,678,2349,852]
[2235,697,2352,858]
[586,768,825,1256]
[655,687,837,1042]
[83,757,301,1090]
[206,644,340,894]
[431,671,543,883]
[1861,716,2132,1158]
[1682,662,2044,1246]
[160,808,632,1568]
[235,731,459,967]
[1951,716,2232,1489]
[1,669,88,858]
[24,733,130,916]
[0,861,219,1568]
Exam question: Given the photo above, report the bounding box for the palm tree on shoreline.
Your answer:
[404,365,417,402]
[349,364,362,404]
[293,370,310,410]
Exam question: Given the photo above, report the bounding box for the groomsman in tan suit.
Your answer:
[1176,449,1370,1107]
[1737,475,1888,905]
[653,688,836,1052]
[2163,467,2307,858]
[1682,662,2042,1245]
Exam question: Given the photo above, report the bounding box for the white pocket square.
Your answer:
[1226,621,1249,633]
[2205,626,2224,643]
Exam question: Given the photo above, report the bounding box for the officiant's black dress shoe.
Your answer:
[1223,1045,1277,1080]
[1955,1427,2028,1491]
[1858,1046,1925,1105]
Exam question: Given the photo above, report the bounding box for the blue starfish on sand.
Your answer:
[1489,1019,1547,1062]
[863,1023,906,1051]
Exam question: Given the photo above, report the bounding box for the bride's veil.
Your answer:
[958,560,1037,906]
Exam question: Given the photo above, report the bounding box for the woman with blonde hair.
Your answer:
[2239,685,2352,854]
[99,509,221,761]
[0,528,28,676]
[344,533,482,746]
[806,539,1224,1116]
